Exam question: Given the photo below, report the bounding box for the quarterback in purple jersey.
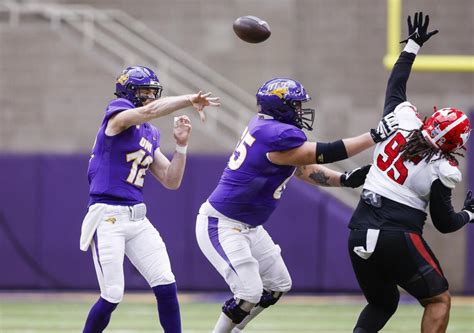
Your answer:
[80,65,219,333]
[195,77,399,333]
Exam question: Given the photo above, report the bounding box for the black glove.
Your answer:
[463,191,474,222]
[400,12,439,46]
[370,113,398,143]
[340,164,371,188]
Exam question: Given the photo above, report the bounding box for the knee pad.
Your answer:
[278,277,292,293]
[222,298,250,324]
[258,290,283,308]
[231,272,263,304]
[103,285,124,303]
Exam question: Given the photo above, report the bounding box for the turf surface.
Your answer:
[0,293,473,332]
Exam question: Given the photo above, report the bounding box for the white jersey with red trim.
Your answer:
[363,102,462,212]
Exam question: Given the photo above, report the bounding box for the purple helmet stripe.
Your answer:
[93,232,104,275]
[207,217,238,275]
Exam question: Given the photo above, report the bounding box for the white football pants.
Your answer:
[86,204,175,303]
[196,202,292,304]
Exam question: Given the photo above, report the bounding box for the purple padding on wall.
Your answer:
[38,155,93,288]
[266,181,357,291]
[465,111,474,293]
[0,155,42,287]
[0,153,357,292]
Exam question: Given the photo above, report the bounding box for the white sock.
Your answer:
[213,312,237,333]
[231,306,265,332]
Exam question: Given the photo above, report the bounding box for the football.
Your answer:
[233,16,271,43]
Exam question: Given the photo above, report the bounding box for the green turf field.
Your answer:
[0,293,473,332]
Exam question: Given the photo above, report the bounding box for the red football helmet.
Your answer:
[421,107,471,153]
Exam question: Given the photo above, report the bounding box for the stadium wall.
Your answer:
[0,154,358,292]
[1,0,472,293]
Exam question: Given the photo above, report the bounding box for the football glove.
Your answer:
[463,191,474,222]
[400,12,439,46]
[340,164,371,188]
[370,113,399,143]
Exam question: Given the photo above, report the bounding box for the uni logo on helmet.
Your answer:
[268,87,289,99]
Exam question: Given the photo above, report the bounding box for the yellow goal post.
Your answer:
[384,0,474,72]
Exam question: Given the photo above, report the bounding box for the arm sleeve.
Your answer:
[383,51,416,116]
[429,179,470,233]
[269,128,307,151]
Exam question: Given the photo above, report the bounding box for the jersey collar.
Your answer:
[257,113,274,120]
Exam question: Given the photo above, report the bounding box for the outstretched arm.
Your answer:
[268,131,376,166]
[383,12,439,116]
[295,164,371,188]
[295,164,342,187]
[429,180,472,233]
[106,92,220,136]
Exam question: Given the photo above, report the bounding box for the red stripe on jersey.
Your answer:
[409,233,443,276]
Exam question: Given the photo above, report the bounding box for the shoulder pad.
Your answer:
[393,101,422,127]
[268,126,307,152]
[108,98,134,109]
[437,159,462,189]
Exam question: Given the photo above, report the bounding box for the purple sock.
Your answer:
[83,297,118,333]
[152,282,182,333]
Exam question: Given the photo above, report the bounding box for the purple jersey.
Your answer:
[88,98,160,206]
[208,114,307,226]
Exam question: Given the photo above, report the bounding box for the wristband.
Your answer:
[176,144,188,154]
[463,210,474,221]
[403,39,420,55]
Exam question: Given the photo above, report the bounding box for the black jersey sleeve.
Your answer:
[383,52,417,116]
[429,179,470,233]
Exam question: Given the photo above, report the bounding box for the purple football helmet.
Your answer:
[256,78,315,130]
[115,66,163,107]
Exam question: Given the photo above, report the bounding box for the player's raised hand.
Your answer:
[173,115,192,146]
[400,12,439,46]
[188,91,220,122]
[340,164,371,188]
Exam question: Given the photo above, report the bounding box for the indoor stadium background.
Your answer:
[0,0,473,332]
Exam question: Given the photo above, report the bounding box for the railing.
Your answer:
[0,0,255,149]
